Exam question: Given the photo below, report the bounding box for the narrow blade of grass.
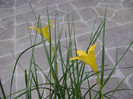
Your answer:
[0,79,6,99]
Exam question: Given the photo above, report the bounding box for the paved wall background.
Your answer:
[0,0,133,98]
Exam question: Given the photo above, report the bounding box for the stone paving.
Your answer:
[0,0,133,98]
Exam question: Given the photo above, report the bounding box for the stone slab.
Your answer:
[0,26,4,33]
[128,74,133,88]
[87,17,118,31]
[89,77,132,99]
[103,78,132,99]
[0,78,16,99]
[101,0,121,4]
[47,9,66,18]
[122,0,133,8]
[16,4,33,14]
[0,0,14,9]
[97,3,122,10]
[64,9,81,22]
[58,2,73,12]
[0,55,15,81]
[16,74,44,99]
[112,8,133,24]
[77,33,101,54]
[0,40,14,56]
[99,23,133,48]
[0,8,15,17]
[107,47,133,77]
[35,0,67,8]
[16,46,50,74]
[16,0,28,8]
[96,50,115,76]
[0,0,7,7]
[1,16,15,29]
[51,22,89,40]
[78,8,97,21]
[29,0,40,6]
[16,11,36,24]
[16,23,32,39]
[71,0,101,9]
[0,25,14,40]
[95,7,114,18]
[16,35,41,53]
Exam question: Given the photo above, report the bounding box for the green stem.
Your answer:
[51,44,58,79]
[51,45,55,55]
[96,72,104,99]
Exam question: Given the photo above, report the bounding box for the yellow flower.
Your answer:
[70,43,98,72]
[29,20,54,41]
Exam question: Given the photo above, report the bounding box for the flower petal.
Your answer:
[50,20,54,24]
[43,26,49,40]
[77,50,88,56]
[70,56,82,60]
[70,43,98,72]
[43,21,54,41]
[70,55,97,72]
[87,55,97,72]
[87,43,98,72]
[29,27,42,33]
[88,43,98,54]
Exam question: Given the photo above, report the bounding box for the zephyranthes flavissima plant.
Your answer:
[0,4,133,99]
